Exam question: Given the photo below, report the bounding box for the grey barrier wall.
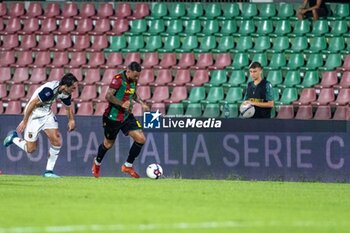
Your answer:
[0,115,349,182]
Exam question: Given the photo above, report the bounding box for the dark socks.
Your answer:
[96,144,109,163]
[126,142,144,164]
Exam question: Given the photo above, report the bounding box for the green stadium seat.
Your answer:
[272,87,281,102]
[328,4,350,20]
[304,36,327,54]
[140,35,162,52]
[220,87,243,104]
[200,3,222,20]
[267,36,290,53]
[182,87,206,104]
[266,70,283,86]
[285,36,308,53]
[301,54,323,71]
[125,19,147,36]
[180,19,201,36]
[198,19,219,36]
[218,3,240,20]
[238,3,258,19]
[296,71,319,88]
[272,3,295,20]
[201,86,224,104]
[226,53,249,70]
[182,3,203,20]
[289,20,311,37]
[253,20,273,36]
[164,3,186,19]
[106,35,126,52]
[319,54,343,71]
[194,35,217,53]
[307,20,329,37]
[255,3,277,19]
[283,53,305,71]
[326,20,349,37]
[279,70,301,88]
[212,35,234,53]
[159,35,180,53]
[251,53,268,67]
[278,87,298,105]
[202,103,220,117]
[266,53,286,70]
[146,3,168,19]
[325,37,345,53]
[167,103,184,116]
[220,103,239,118]
[233,20,255,36]
[205,70,227,87]
[215,20,237,37]
[122,35,144,52]
[185,103,202,117]
[144,19,165,36]
[223,70,246,88]
[248,36,271,53]
[231,36,253,52]
[271,20,292,37]
[176,35,198,52]
[162,19,183,36]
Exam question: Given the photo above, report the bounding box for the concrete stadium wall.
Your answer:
[0,115,349,182]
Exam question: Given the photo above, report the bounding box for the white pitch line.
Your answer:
[0,221,349,233]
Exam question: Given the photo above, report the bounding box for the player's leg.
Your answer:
[92,116,120,178]
[43,128,62,178]
[120,116,145,178]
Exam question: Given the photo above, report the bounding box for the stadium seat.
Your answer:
[65,51,87,68]
[88,35,109,52]
[273,3,295,20]
[319,54,343,71]
[151,102,166,115]
[140,35,162,52]
[223,70,246,88]
[129,3,149,20]
[3,18,21,35]
[183,87,206,104]
[311,88,335,106]
[0,83,7,99]
[337,55,350,72]
[278,87,298,105]
[187,70,209,87]
[83,68,101,85]
[201,86,224,104]
[198,19,219,36]
[293,88,317,106]
[76,102,94,116]
[51,35,72,52]
[102,52,123,69]
[146,3,168,19]
[209,53,231,70]
[266,53,287,70]
[122,35,145,52]
[184,103,202,117]
[58,2,78,19]
[113,3,132,19]
[283,53,305,71]
[297,71,319,88]
[39,3,60,19]
[313,105,332,120]
[326,20,349,37]
[0,67,11,83]
[1,34,19,51]
[94,85,109,102]
[94,3,114,19]
[324,37,345,54]
[192,53,214,69]
[10,67,29,83]
[182,3,203,20]
[276,105,294,119]
[18,18,40,35]
[176,35,198,52]
[239,3,258,19]
[154,53,177,69]
[218,3,240,20]
[68,68,83,83]
[234,20,255,36]
[33,34,54,51]
[6,2,25,19]
[4,101,22,114]
[205,70,227,87]
[132,103,143,117]
[194,35,217,53]
[122,53,141,69]
[231,36,253,53]
[47,68,64,82]
[256,3,277,19]
[144,19,165,36]
[83,52,105,68]
[150,69,173,86]
[106,35,126,52]
[71,18,94,35]
[107,18,129,36]
[48,51,69,68]
[76,85,97,102]
[272,20,292,37]
[168,69,191,87]
[332,105,349,120]
[141,52,159,69]
[289,20,311,37]
[315,71,338,89]
[267,70,283,86]
[21,84,40,102]
[30,51,51,68]
[54,18,75,35]
[163,86,188,103]
[253,20,273,36]
[36,18,57,35]
[136,85,151,101]
[16,34,37,51]
[94,102,108,116]
[125,19,147,36]
[330,88,350,106]
[90,19,112,35]
[304,36,327,54]
[301,54,323,71]
[334,72,350,90]
[201,3,222,20]
[213,36,234,53]
[75,3,96,19]
[0,3,7,18]
[147,86,169,104]
[216,20,237,37]
[328,4,349,20]
[202,103,220,117]
[307,20,329,37]
[7,84,25,101]
[26,67,47,85]
[164,3,186,19]
[0,51,15,67]
[159,35,181,53]
[138,69,155,85]
[248,36,271,53]
[295,105,313,120]
[173,53,195,69]
[220,87,243,104]
[285,36,308,53]
[227,53,249,70]
[167,103,184,116]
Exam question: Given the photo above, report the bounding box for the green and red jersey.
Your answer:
[104,71,136,122]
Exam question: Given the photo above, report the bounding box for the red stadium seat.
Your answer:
[72,18,93,35]
[141,52,159,69]
[19,18,39,35]
[293,88,316,106]
[76,85,97,102]
[192,53,214,69]
[168,69,191,87]
[1,34,19,51]
[3,18,21,35]
[334,72,350,90]
[102,52,123,69]
[89,19,111,35]
[0,51,15,67]
[93,3,114,19]
[276,105,295,119]
[150,69,172,86]
[314,105,332,120]
[0,67,11,83]
[146,86,169,104]
[137,85,151,101]
[154,53,177,69]
[47,51,69,68]
[83,68,101,85]
[129,3,150,19]
[36,18,57,35]
[16,34,37,51]
[54,18,75,35]
[187,69,209,87]
[163,86,188,103]
[26,67,47,84]
[107,18,129,36]
[87,35,109,52]
[75,3,96,19]
[5,3,25,19]
[113,3,132,19]
[33,34,54,51]
[83,52,105,68]
[51,35,72,51]
[209,53,232,70]
[57,3,78,19]
[4,101,22,114]
[330,88,350,106]
[138,69,155,85]
[39,3,60,19]
[0,83,8,99]
[315,71,338,89]
[94,102,108,116]
[9,67,29,84]
[7,84,25,101]
[21,84,40,102]
[65,51,87,68]
[311,88,335,106]
[68,68,83,82]
[295,105,313,120]
[121,53,141,69]
[47,68,64,82]
[151,102,166,115]
[173,53,195,69]
[333,105,349,120]
[69,35,91,52]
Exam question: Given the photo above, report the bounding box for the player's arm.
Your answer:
[132,92,150,111]
[61,96,76,131]
[17,97,41,133]
[106,88,130,109]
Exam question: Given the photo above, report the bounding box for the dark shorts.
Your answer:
[305,8,328,18]
[103,114,142,140]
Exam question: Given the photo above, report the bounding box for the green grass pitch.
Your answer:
[0,175,349,233]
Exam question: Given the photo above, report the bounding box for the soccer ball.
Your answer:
[146,163,163,179]
[240,102,255,118]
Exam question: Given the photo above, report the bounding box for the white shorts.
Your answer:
[24,112,58,142]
